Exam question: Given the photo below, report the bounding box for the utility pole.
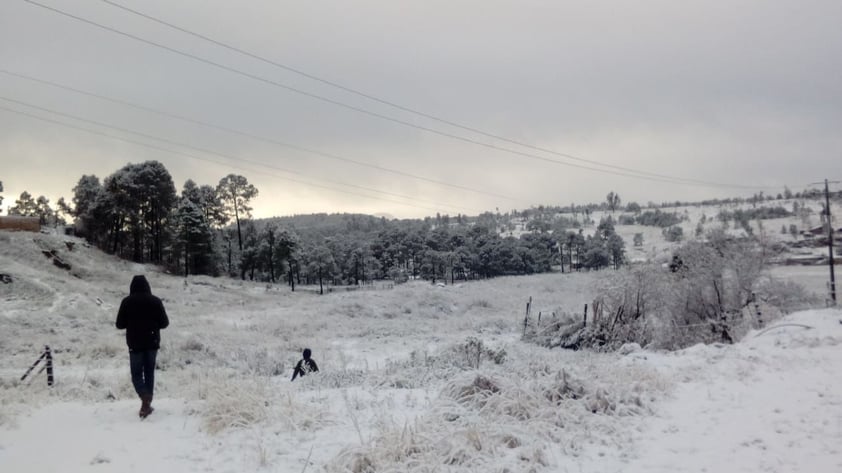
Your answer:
[824,179,837,305]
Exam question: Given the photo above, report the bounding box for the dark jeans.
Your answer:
[129,349,158,396]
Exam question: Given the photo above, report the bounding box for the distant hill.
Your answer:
[258,212,392,236]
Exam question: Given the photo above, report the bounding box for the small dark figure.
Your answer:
[291,348,319,381]
[669,254,685,273]
[116,275,169,419]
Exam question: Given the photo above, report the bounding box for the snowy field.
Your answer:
[768,265,837,303]
[2,230,842,472]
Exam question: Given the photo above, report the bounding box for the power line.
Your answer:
[0,68,516,202]
[0,95,479,213]
[0,101,476,215]
[97,0,775,191]
[0,104,451,214]
[22,0,778,191]
[0,95,479,212]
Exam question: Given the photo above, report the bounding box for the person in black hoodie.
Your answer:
[291,348,319,381]
[116,275,169,418]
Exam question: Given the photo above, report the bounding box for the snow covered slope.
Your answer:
[1,230,840,472]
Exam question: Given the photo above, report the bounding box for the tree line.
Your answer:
[3,162,629,290]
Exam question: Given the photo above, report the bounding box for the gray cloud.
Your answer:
[1,0,840,218]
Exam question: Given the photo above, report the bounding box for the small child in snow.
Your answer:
[291,348,319,381]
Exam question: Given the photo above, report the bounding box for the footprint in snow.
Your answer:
[90,453,111,465]
[740,438,767,450]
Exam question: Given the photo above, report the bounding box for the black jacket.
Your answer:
[116,275,169,351]
[291,358,319,381]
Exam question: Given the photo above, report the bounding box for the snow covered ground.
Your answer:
[2,230,841,472]
[768,264,836,302]
[614,309,842,473]
[570,198,835,266]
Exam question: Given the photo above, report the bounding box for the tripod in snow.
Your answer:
[20,345,54,387]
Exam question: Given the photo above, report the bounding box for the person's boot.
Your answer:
[139,394,153,419]
[146,393,154,417]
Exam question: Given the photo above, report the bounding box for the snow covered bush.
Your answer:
[523,265,666,350]
[662,225,684,242]
[458,337,507,368]
[527,230,795,350]
[659,232,765,346]
[753,276,821,314]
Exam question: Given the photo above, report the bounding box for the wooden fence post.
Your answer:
[45,345,53,387]
[523,296,533,336]
[20,351,46,382]
[20,345,54,387]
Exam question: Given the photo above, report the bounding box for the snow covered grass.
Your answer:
[196,375,329,440]
[323,344,670,472]
[3,229,842,471]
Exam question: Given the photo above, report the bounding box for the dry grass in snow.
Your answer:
[2,229,835,472]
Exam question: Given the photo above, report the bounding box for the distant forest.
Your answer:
[0,162,832,290]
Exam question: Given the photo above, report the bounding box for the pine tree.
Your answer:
[606,191,621,213]
[182,180,227,228]
[174,199,215,276]
[217,174,258,253]
[308,244,336,295]
[9,191,39,217]
[239,220,260,280]
[101,161,176,263]
[70,175,102,218]
[35,195,57,225]
[56,197,71,222]
[71,162,177,261]
[607,233,625,269]
[259,224,279,282]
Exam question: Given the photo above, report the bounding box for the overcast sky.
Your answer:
[1,0,840,219]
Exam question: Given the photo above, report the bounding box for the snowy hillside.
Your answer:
[1,230,841,472]
[529,198,839,301]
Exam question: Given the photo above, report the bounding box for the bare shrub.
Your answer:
[592,265,668,348]
[659,232,765,347]
[347,453,375,473]
[452,375,500,407]
[457,337,507,369]
[524,266,667,350]
[543,369,586,403]
[462,337,484,369]
[754,276,821,313]
[531,231,781,350]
